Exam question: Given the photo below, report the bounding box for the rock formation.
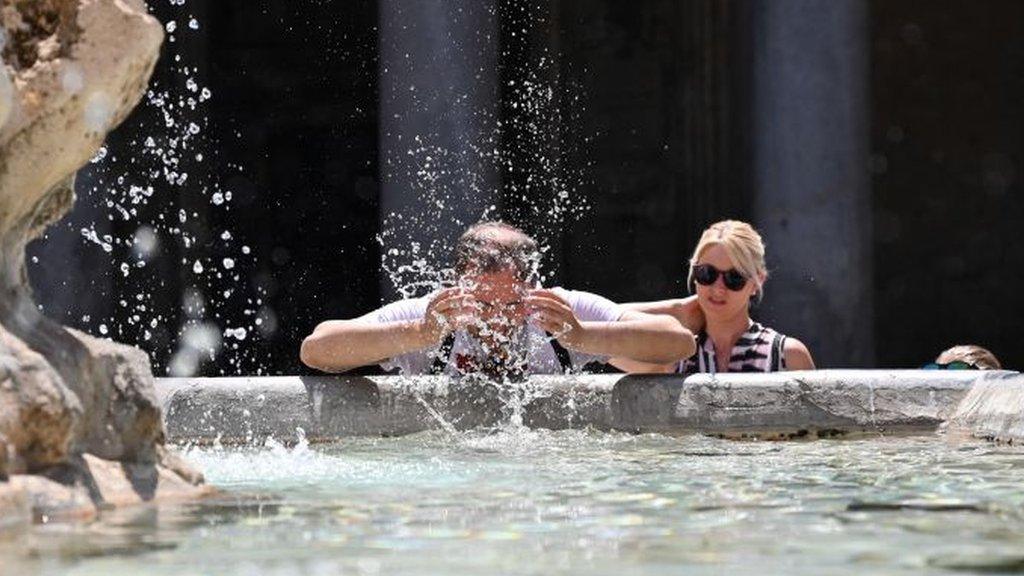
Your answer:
[0,0,208,525]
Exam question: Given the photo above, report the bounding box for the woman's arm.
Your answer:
[622,295,705,334]
[784,338,815,370]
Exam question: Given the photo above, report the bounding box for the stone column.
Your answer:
[749,0,874,366]
[378,0,501,299]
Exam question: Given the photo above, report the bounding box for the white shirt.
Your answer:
[368,287,625,375]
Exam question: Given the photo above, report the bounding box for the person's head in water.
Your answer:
[687,220,767,323]
[453,221,539,336]
[931,344,1002,370]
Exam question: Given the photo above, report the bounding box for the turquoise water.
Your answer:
[5,430,1024,575]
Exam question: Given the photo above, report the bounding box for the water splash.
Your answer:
[378,2,592,300]
[37,1,269,377]
[376,1,596,427]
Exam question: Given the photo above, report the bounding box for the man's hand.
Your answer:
[527,289,583,346]
[421,287,477,343]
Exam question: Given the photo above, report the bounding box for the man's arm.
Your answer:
[299,317,435,373]
[577,310,696,364]
[299,288,471,373]
[528,291,695,364]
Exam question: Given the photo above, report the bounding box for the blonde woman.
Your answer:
[622,220,815,374]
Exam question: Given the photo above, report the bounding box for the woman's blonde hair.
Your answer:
[687,220,768,299]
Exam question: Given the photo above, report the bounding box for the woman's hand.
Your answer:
[673,295,705,333]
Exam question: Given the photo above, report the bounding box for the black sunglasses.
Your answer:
[922,361,978,370]
[692,264,748,291]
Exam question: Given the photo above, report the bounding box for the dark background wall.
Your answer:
[541,1,750,301]
[27,0,1024,374]
[199,0,381,373]
[871,0,1024,367]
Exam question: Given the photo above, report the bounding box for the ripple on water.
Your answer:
[8,432,1024,576]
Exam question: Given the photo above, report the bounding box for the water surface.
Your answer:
[6,431,1024,575]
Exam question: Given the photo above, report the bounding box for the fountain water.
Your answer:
[2,3,1024,575]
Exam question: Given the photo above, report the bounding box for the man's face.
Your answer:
[460,268,530,335]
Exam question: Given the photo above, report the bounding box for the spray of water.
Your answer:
[38,0,593,436]
[34,0,268,377]
[375,2,594,428]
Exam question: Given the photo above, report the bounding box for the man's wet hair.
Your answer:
[454,221,539,282]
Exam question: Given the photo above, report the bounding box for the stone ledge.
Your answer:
[157,370,1003,443]
[945,371,1024,443]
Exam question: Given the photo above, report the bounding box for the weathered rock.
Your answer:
[0,0,207,521]
[0,480,30,530]
[944,371,1024,443]
[0,322,80,473]
[7,473,96,521]
[0,0,164,238]
[1,0,164,468]
[64,327,164,462]
[0,63,12,128]
[3,454,211,525]
[78,453,212,506]
[154,444,205,485]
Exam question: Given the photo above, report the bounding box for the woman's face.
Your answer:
[693,244,760,322]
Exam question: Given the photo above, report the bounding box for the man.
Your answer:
[300,222,695,377]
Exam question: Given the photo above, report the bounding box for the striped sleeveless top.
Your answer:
[677,321,787,374]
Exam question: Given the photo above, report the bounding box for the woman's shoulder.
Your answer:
[782,336,815,370]
[749,322,815,370]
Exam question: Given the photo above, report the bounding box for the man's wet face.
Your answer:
[460,268,530,334]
